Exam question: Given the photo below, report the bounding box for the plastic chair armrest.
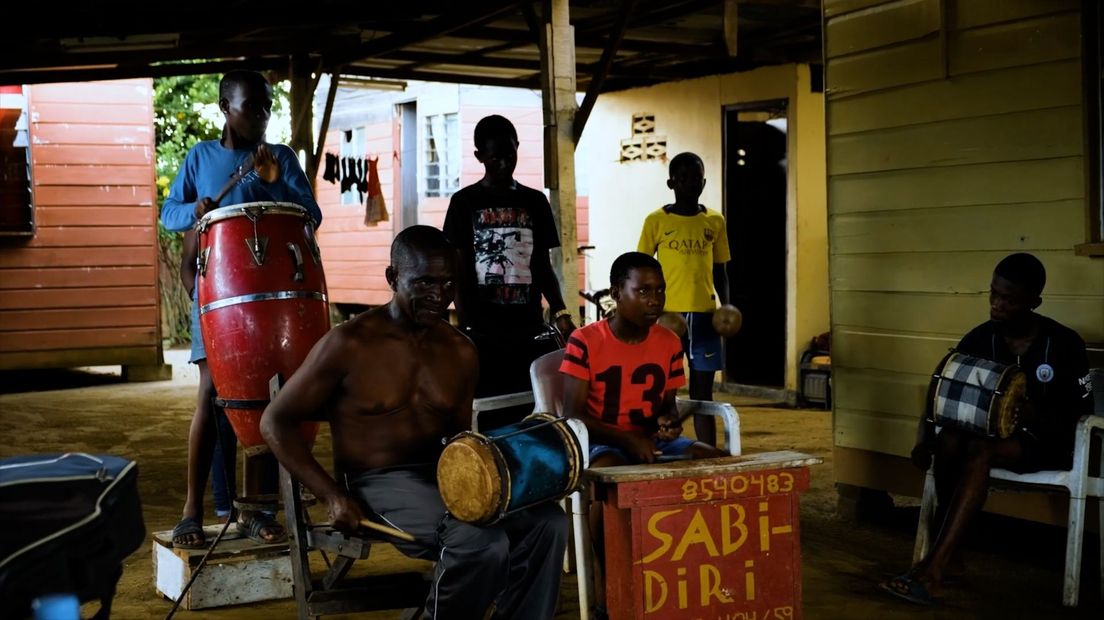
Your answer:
[472,391,535,432]
[675,398,742,456]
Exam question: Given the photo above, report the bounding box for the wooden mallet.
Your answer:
[358,519,416,542]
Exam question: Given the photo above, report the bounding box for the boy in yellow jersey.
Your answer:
[637,152,731,446]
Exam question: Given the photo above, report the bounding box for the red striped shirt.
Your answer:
[559,320,685,432]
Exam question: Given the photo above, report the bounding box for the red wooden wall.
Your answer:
[0,79,161,370]
[315,123,398,306]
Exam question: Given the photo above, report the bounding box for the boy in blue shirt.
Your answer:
[162,70,321,548]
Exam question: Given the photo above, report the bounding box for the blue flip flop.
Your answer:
[171,516,206,549]
[239,512,288,545]
[879,573,937,606]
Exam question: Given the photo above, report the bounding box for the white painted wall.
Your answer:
[577,64,828,391]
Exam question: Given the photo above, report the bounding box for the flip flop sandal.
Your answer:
[878,573,938,606]
[171,516,207,549]
[240,512,288,545]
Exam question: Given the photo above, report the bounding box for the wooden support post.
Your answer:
[309,72,341,190]
[288,55,315,180]
[724,0,739,57]
[540,0,580,321]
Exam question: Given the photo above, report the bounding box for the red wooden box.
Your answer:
[588,451,820,620]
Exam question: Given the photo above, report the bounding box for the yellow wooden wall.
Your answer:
[826,0,1104,477]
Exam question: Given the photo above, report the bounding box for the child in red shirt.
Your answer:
[560,252,725,467]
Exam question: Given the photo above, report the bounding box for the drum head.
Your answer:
[993,369,1027,438]
[437,434,506,524]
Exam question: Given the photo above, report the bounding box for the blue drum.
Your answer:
[437,413,583,525]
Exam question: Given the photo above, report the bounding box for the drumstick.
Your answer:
[358,519,416,542]
[213,154,256,206]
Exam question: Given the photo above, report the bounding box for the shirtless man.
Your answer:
[260,225,567,619]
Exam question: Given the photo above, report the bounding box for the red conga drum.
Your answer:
[196,202,328,455]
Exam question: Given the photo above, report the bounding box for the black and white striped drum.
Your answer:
[928,351,1028,438]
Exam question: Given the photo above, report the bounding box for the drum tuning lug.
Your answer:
[198,247,211,276]
[246,237,269,266]
[287,242,305,282]
[244,205,264,222]
[303,230,322,265]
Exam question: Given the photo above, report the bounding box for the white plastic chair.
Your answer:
[529,349,742,619]
[471,391,535,433]
[913,368,1104,607]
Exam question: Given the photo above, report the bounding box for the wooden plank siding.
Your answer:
[825,0,1104,477]
[315,99,590,309]
[0,79,161,370]
[314,124,397,306]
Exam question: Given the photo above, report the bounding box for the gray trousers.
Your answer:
[348,465,567,620]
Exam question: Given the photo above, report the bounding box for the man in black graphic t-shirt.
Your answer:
[444,115,576,409]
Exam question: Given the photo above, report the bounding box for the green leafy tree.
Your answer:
[154,74,221,345]
[154,75,221,218]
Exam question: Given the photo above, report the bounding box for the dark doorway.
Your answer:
[723,101,788,387]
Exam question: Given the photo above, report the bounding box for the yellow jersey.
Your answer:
[637,205,730,313]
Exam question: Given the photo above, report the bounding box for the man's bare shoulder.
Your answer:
[432,321,477,357]
[318,308,399,352]
[336,311,471,355]
[338,307,398,335]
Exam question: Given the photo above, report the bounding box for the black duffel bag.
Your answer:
[0,453,144,619]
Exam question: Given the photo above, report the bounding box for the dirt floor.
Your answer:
[1,348,1100,619]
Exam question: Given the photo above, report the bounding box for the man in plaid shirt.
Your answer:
[882,253,1090,605]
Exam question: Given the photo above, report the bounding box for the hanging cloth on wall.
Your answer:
[322,152,339,184]
[355,158,367,194]
[340,157,355,193]
[364,156,389,226]
[355,158,366,203]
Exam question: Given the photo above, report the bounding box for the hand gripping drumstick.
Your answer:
[358,519,416,542]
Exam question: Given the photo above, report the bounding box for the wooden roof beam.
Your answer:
[326,2,520,67]
[574,0,717,36]
[0,57,286,87]
[456,26,720,57]
[383,51,540,72]
[5,9,426,40]
[0,35,344,73]
[340,65,540,90]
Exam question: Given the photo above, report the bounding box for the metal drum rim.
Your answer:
[197,201,309,227]
[200,290,328,315]
[441,432,512,524]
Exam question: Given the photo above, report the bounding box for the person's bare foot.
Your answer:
[910,565,944,598]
